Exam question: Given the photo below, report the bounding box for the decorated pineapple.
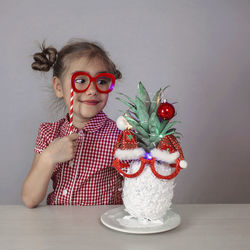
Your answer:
[113,82,187,222]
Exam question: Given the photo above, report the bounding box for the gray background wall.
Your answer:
[0,0,249,205]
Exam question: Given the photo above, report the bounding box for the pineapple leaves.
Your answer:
[115,97,137,114]
[116,81,182,148]
[160,121,181,136]
[149,85,170,115]
[137,142,150,152]
[149,111,161,135]
[138,81,151,111]
[124,110,139,121]
[165,128,176,134]
[135,96,149,132]
[116,92,136,106]
[149,88,161,115]
[124,116,149,138]
[136,133,151,147]
[159,119,169,133]
[174,131,183,137]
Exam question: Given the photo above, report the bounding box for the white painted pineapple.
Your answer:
[121,160,175,220]
[113,83,187,221]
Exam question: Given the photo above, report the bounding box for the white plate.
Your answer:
[100,206,181,234]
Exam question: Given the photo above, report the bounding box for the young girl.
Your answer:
[21,40,123,208]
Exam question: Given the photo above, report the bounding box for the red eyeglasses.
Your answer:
[113,157,181,180]
[71,72,116,94]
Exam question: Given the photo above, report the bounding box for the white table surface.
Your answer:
[0,204,249,250]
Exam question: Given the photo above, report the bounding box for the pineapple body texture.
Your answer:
[122,160,175,220]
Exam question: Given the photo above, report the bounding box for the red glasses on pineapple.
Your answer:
[71,72,116,94]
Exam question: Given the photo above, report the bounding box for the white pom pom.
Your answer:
[180,160,188,168]
[116,116,127,131]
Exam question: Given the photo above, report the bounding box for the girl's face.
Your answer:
[53,56,110,128]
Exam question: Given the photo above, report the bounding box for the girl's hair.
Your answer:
[31,39,122,80]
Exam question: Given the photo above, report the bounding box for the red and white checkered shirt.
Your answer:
[34,111,123,206]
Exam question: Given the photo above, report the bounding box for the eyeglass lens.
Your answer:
[74,74,113,92]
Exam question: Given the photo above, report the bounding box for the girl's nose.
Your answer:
[86,82,97,95]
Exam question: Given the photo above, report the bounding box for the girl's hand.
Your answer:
[42,133,79,165]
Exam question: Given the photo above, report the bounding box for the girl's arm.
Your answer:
[21,152,55,208]
[21,133,78,208]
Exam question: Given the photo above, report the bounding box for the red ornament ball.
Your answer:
[157,101,175,120]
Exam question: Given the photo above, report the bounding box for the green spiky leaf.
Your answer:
[174,131,183,137]
[115,97,137,114]
[165,131,175,136]
[136,133,151,147]
[149,88,161,115]
[159,119,169,133]
[149,141,158,149]
[124,116,149,138]
[116,92,136,106]
[137,142,150,152]
[149,85,170,115]
[138,81,151,111]
[149,133,159,142]
[115,97,134,108]
[135,96,149,132]
[123,115,139,126]
[149,111,161,135]
[165,128,176,134]
[160,121,180,136]
[124,110,139,121]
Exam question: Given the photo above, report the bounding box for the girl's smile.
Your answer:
[79,99,100,105]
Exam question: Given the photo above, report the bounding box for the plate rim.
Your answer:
[100,205,181,234]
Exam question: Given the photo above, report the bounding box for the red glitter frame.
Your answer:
[71,71,115,94]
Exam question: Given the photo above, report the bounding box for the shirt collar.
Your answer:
[64,111,108,134]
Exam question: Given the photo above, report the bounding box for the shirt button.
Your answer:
[63,189,67,196]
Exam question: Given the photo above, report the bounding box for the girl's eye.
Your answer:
[75,79,86,84]
[97,79,109,85]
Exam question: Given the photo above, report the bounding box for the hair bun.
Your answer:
[114,69,122,79]
[32,45,57,72]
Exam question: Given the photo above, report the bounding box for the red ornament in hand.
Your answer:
[157,100,175,120]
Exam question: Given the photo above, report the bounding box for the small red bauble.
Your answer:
[157,101,175,120]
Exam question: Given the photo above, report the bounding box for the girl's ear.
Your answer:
[53,76,64,98]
